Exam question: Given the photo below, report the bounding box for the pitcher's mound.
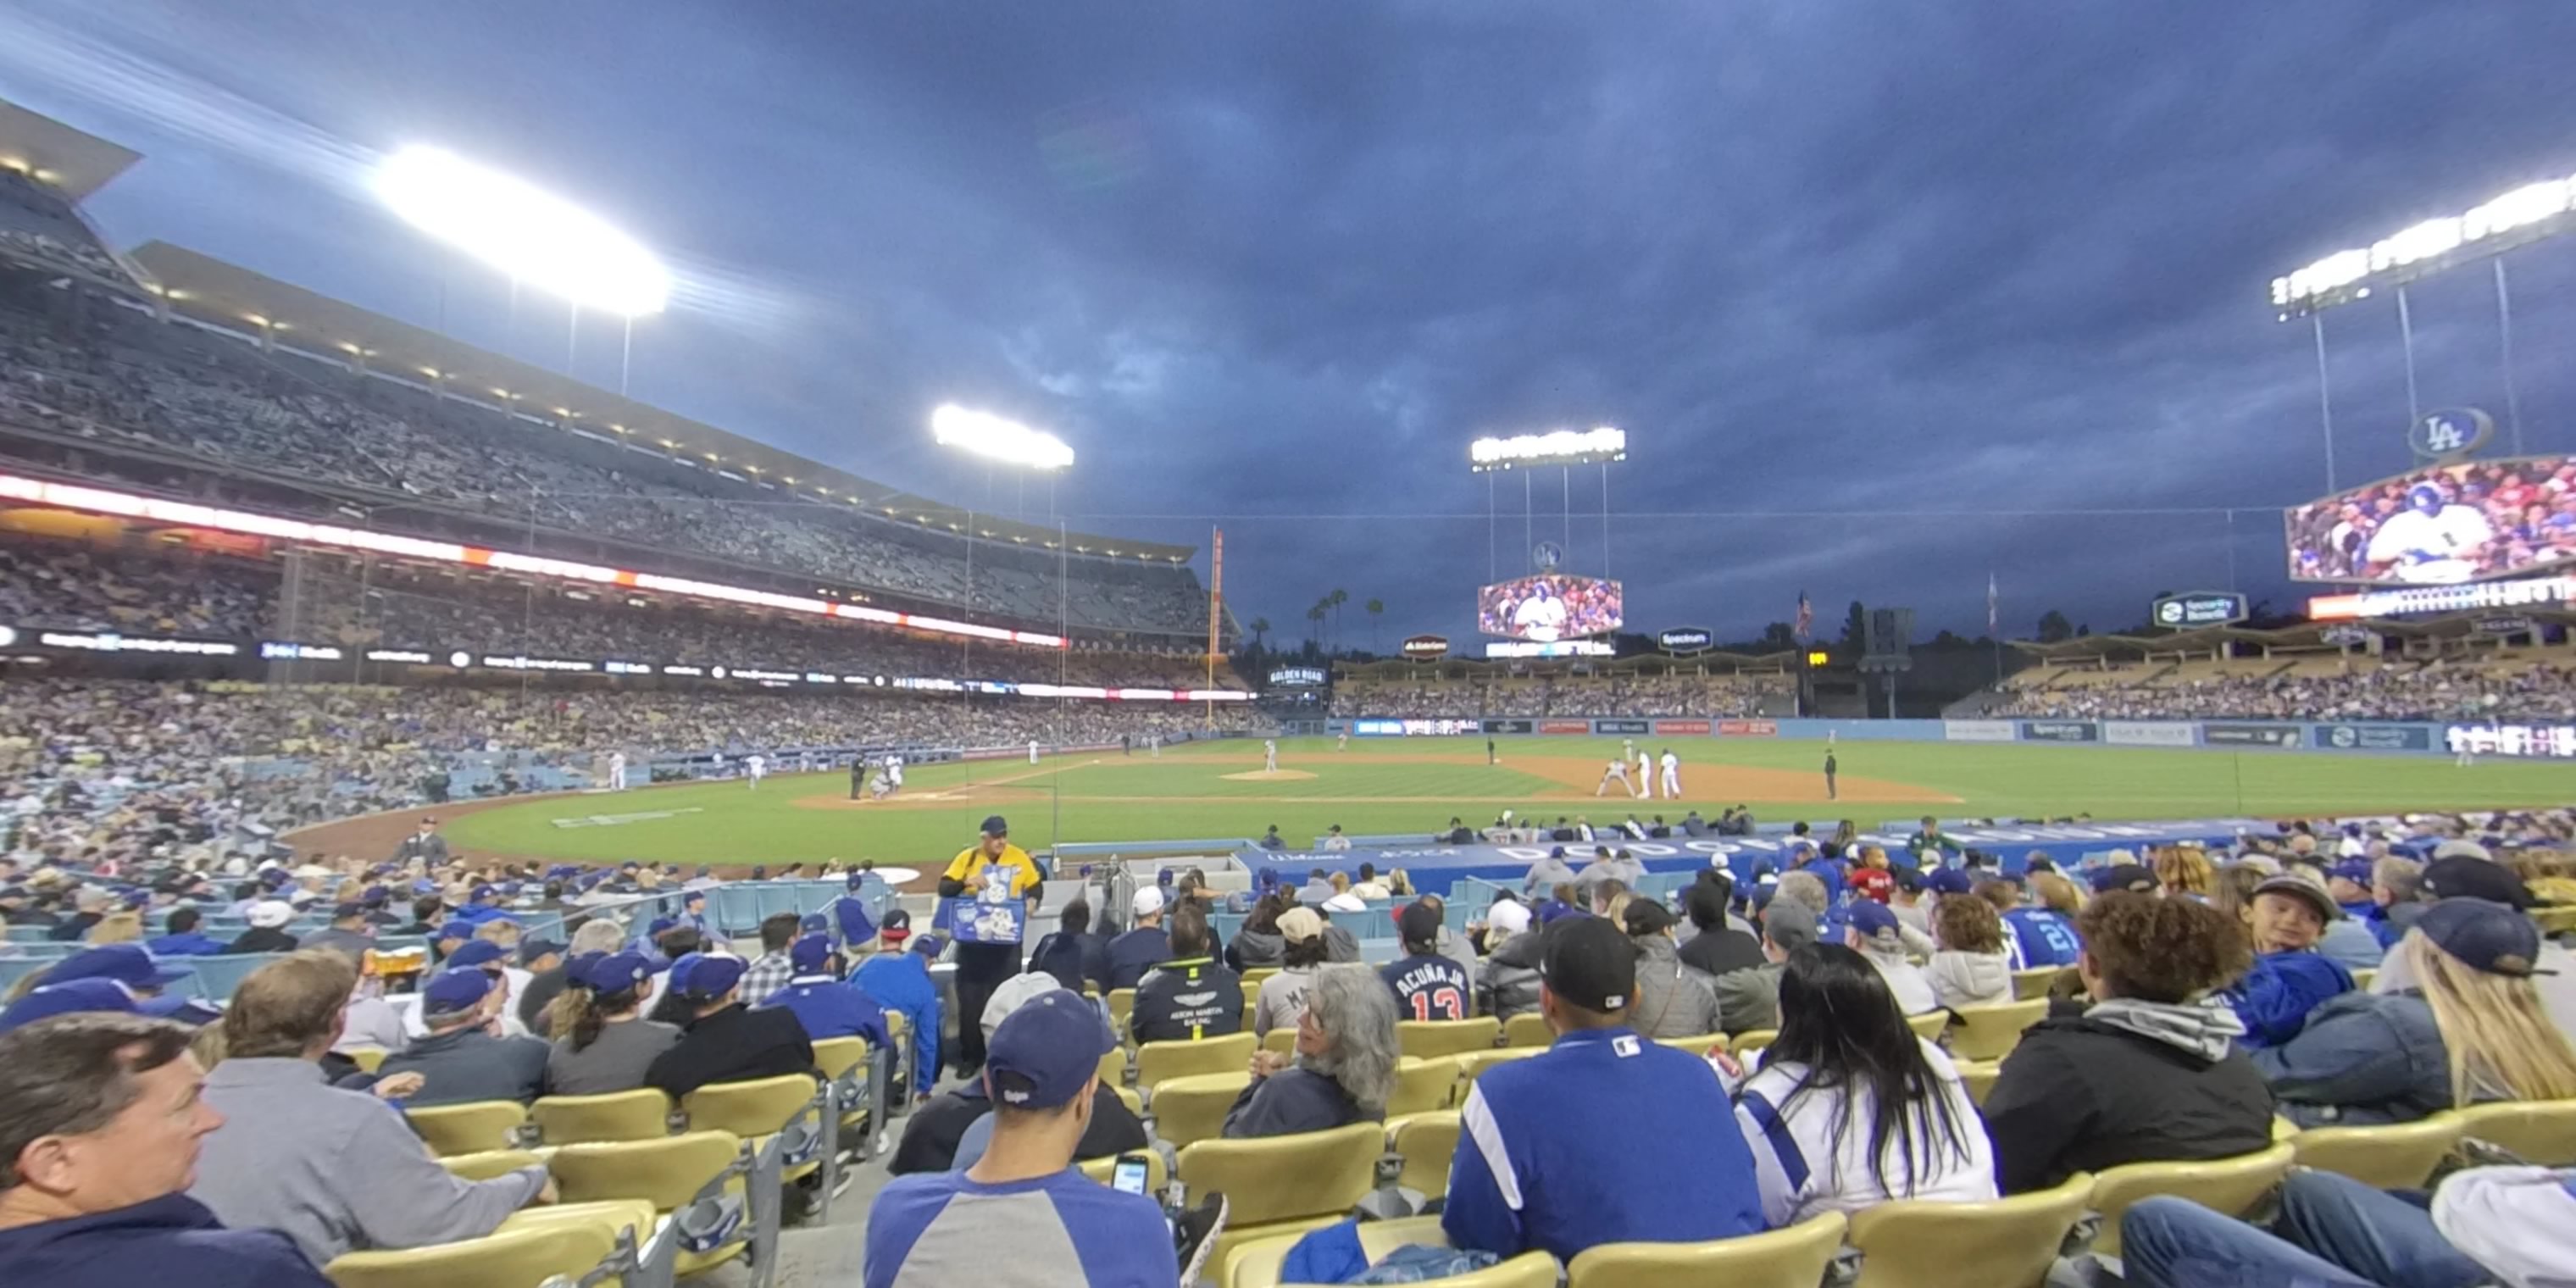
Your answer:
[1223,769,1317,781]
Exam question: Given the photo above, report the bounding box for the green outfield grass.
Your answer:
[436,736,2576,868]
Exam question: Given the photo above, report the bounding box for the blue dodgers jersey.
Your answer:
[2003,908,2082,969]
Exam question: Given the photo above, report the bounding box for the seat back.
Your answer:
[322,1217,616,1288]
[1177,1121,1384,1227]
[439,1148,544,1183]
[551,1130,746,1211]
[1397,1018,1501,1059]
[1077,1150,1170,1194]
[1566,1210,1846,1288]
[1502,1013,1552,1047]
[1390,1111,1462,1198]
[531,1090,674,1145]
[2090,1142,2296,1257]
[1456,1048,1541,1089]
[1098,1045,1131,1088]
[2010,967,2069,1001]
[1955,1060,2002,1108]
[1729,1029,1777,1056]
[685,1074,825,1177]
[1108,988,1135,1035]
[811,1035,869,1081]
[1260,1028,1296,1055]
[1389,1057,1461,1116]
[2292,1113,2463,1190]
[1241,978,1263,1017]
[343,1046,387,1073]
[1148,1071,1252,1150]
[1113,1085,1143,1118]
[1136,1033,1257,1091]
[1946,1000,2048,1062]
[405,1100,530,1158]
[2349,968,2378,991]
[1656,1034,1727,1058]
[2458,1099,2576,1166]
[1905,1011,1950,1042]
[1848,1171,2091,1288]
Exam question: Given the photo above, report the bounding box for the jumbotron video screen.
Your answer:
[2285,454,2576,586]
[1477,574,1623,641]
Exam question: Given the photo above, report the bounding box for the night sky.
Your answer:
[8,2,2575,648]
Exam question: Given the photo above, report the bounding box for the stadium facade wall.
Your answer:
[1331,715,2570,759]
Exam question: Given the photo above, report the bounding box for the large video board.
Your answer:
[2285,454,2575,586]
[1477,574,1622,641]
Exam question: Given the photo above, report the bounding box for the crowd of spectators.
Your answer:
[1333,672,1790,719]
[0,286,1209,636]
[1988,658,2576,722]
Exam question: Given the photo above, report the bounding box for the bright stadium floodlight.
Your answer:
[1468,425,1626,473]
[930,403,1074,470]
[2270,172,2576,317]
[373,145,672,317]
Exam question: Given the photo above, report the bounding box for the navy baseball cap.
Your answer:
[800,912,830,934]
[981,815,1009,836]
[1541,915,1639,1013]
[420,969,493,1016]
[516,936,567,965]
[647,916,679,937]
[0,980,139,1033]
[2330,859,2375,886]
[880,908,912,941]
[2421,857,2532,909]
[49,945,193,989]
[331,902,367,920]
[446,940,506,969]
[985,988,1112,1108]
[2090,864,2158,896]
[2418,898,2550,978]
[1926,869,1974,896]
[469,885,497,902]
[436,921,474,941]
[669,952,747,1000]
[571,952,653,993]
[1847,900,1901,942]
[790,935,835,974]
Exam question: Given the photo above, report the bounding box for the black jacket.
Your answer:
[1027,930,1111,994]
[223,926,298,955]
[1980,1015,2275,1194]
[643,1003,816,1101]
[1677,927,1767,978]
[887,1082,1148,1175]
[1132,957,1245,1044]
[1223,1067,1374,1140]
[1105,927,1169,991]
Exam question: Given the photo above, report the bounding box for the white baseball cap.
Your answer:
[247,900,296,929]
[1131,887,1166,919]
[1488,899,1533,937]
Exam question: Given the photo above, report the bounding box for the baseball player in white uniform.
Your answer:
[1030,740,1041,765]
[1337,730,1350,752]
[1635,747,1654,799]
[1264,739,1279,772]
[1596,756,1634,797]
[606,751,627,791]
[745,753,766,790]
[1658,748,1682,798]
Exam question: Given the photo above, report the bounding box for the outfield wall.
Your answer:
[1329,714,2576,760]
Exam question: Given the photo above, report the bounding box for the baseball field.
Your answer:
[354,737,2576,869]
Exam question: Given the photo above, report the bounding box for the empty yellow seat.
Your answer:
[1180,1121,1384,1269]
[1656,1033,1728,1058]
[1390,1110,1461,1198]
[1136,1032,1256,1091]
[1097,1045,1130,1088]
[1567,1210,1846,1288]
[2458,1099,2576,1165]
[2090,1142,2296,1257]
[1848,1171,2091,1288]
[439,1148,546,1183]
[1388,1057,1461,1116]
[1113,1085,1143,1117]
[1502,1013,1552,1047]
[2010,967,2070,1002]
[1946,1000,2048,1062]
[1398,1018,1501,1059]
[323,1211,625,1288]
[1108,988,1135,1035]
[682,1074,827,1182]
[530,1090,672,1145]
[405,1100,528,1158]
[1148,1071,1250,1150]
[1456,1047,1542,1088]
[550,1130,752,1279]
[1260,1027,1296,1055]
[2293,1113,2463,1189]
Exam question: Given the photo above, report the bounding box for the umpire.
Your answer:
[937,814,1042,1076]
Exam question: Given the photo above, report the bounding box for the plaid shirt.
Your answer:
[737,951,796,1008]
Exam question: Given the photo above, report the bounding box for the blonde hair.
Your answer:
[1602,891,1634,930]
[2155,846,2215,898]
[475,920,523,950]
[1330,871,1351,894]
[2408,932,2576,1105]
[85,912,144,944]
[2029,873,2085,916]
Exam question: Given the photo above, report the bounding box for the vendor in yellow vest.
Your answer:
[938,813,1042,1075]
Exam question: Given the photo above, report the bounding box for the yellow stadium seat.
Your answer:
[1956,1060,2002,1108]
[1567,1210,1846,1288]
[2292,1113,2463,1189]
[1906,1011,1950,1043]
[1390,1110,1461,1198]
[1078,1150,1169,1195]
[1946,1000,2048,1062]
[1241,977,1264,1017]
[1241,967,1281,988]
[323,1213,624,1288]
[1228,1216,1556,1288]
[2010,967,2071,1002]
[550,1130,752,1280]
[1729,1029,1776,1056]
[1656,1034,1728,1058]
[1260,1027,1296,1056]
[343,1046,387,1074]
[1136,1033,1256,1092]
[1147,1071,1250,1150]
[1848,1171,2091,1288]
[1097,1045,1130,1088]
[2090,1141,2296,1257]
[1456,1047,1541,1089]
[2459,1099,2576,1165]
[811,1035,869,1083]
[2350,969,2378,992]
[1113,1085,1143,1117]
[2533,907,2576,938]
[530,1090,673,1145]
[1108,988,1135,1035]
[1179,1121,1384,1269]
[1502,1013,1552,1047]
[683,1074,828,1184]
[1398,1018,1501,1059]
[406,1100,529,1158]
[1389,1057,1461,1116]
[439,1148,546,1183]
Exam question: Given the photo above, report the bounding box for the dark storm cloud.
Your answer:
[10,1,2576,645]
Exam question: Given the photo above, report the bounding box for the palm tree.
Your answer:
[1364,598,1384,655]
[1248,616,1270,654]
[1329,588,1349,652]
[1307,602,1327,648]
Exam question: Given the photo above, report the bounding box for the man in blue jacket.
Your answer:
[2223,877,2354,1048]
[762,935,891,1045]
[0,1013,332,1287]
[144,909,227,958]
[1445,916,1765,1263]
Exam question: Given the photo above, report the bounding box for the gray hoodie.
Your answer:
[1476,929,1546,1019]
[1925,950,2014,1011]
[1627,935,1725,1038]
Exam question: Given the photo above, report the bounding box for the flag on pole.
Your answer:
[1794,591,1813,641]
[1987,572,1999,635]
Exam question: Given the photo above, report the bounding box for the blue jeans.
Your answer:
[2122,1170,2486,1288]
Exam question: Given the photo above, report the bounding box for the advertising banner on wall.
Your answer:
[2446,724,2576,758]
[2312,723,2434,752]
[1594,719,1651,735]
[2205,723,2302,748]
[2103,721,2198,747]
[1481,719,1535,735]
[1944,720,2018,741]
[2019,720,2101,743]
[1541,719,1591,735]
[1716,719,1779,737]
[1353,718,1480,736]
[1655,719,1712,735]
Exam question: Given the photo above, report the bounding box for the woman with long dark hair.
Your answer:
[1730,943,1995,1223]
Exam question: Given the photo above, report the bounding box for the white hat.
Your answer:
[1323,891,1367,913]
[980,971,1065,1041]
[2433,839,2495,862]
[1487,899,1533,937]
[247,900,296,929]
[1131,887,1166,919]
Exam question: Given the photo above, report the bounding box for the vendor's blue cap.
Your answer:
[420,969,492,1015]
[49,945,193,989]
[790,935,835,974]
[1926,869,1974,896]
[669,952,747,999]
[980,815,1008,836]
[0,980,139,1033]
[446,940,505,969]
[573,952,653,992]
[986,988,1113,1108]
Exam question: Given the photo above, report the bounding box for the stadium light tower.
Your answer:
[374,146,671,316]
[930,403,1074,471]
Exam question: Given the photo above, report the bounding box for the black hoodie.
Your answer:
[0,1194,330,1288]
[1979,1008,2275,1194]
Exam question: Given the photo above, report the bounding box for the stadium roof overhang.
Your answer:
[0,100,142,201]
[125,242,1198,564]
[2009,608,2576,659]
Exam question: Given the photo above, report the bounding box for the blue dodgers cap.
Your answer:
[436,921,474,941]
[49,945,193,989]
[0,980,140,1033]
[2417,898,2549,978]
[647,916,680,938]
[669,952,747,1000]
[2329,859,2375,886]
[800,912,830,934]
[985,988,1113,1108]
[571,952,653,993]
[419,969,494,1016]
[446,940,506,969]
[980,815,1009,836]
[469,885,497,902]
[1847,900,1901,943]
[790,935,835,974]
[1926,869,1974,897]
